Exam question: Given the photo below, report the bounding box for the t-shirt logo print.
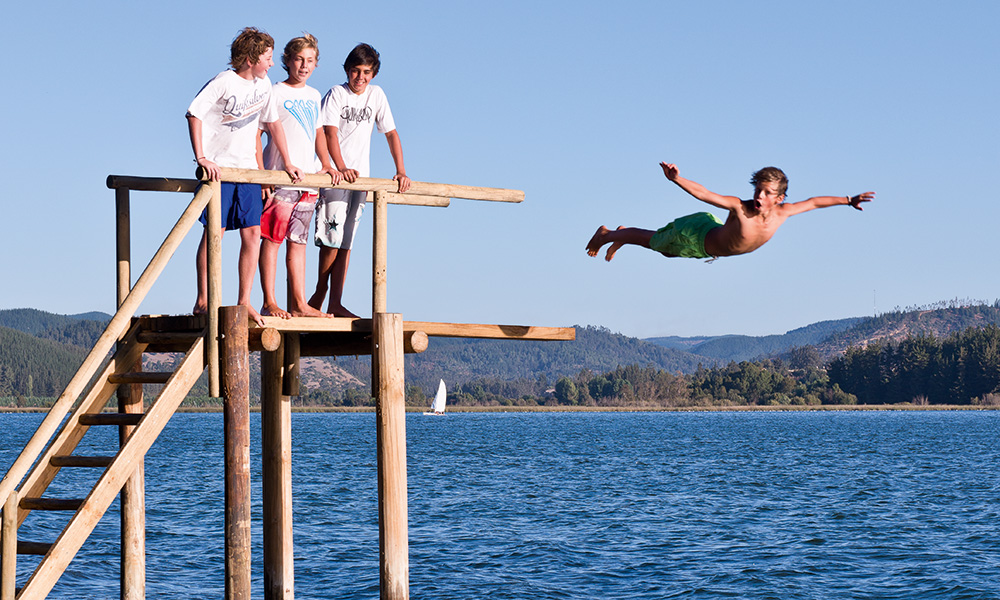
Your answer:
[221,89,269,131]
[340,106,372,124]
[285,99,319,134]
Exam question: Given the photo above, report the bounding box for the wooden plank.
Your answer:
[108,372,171,385]
[299,331,427,357]
[379,193,449,207]
[119,353,146,600]
[79,414,143,427]
[207,182,222,398]
[207,167,523,203]
[16,542,50,556]
[49,456,115,468]
[259,317,575,341]
[16,337,205,600]
[18,499,83,512]
[373,192,388,316]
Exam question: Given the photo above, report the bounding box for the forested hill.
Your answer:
[0,326,88,397]
[0,308,111,347]
[814,302,1000,359]
[646,317,864,362]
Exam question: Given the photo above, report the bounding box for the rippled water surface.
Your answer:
[3,411,999,599]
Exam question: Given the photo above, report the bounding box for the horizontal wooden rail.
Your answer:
[204,167,524,203]
[78,414,143,427]
[107,372,172,385]
[259,316,575,341]
[49,456,115,468]
[19,498,83,512]
[17,542,51,556]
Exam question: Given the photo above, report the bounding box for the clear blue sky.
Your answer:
[2,1,997,338]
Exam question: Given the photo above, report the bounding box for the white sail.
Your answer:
[430,379,447,414]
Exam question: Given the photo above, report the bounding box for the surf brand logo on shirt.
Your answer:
[340,106,372,124]
[221,88,270,130]
[285,99,319,134]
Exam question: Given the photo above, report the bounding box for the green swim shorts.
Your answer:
[649,212,723,259]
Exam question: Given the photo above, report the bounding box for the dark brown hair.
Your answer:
[750,166,788,196]
[229,27,274,70]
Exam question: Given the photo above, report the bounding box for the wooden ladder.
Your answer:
[2,320,206,600]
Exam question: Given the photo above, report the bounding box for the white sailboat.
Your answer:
[423,379,447,415]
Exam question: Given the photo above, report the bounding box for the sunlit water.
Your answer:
[2,411,998,599]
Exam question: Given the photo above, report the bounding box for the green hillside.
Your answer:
[0,326,88,398]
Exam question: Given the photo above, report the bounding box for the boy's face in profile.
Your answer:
[346,63,376,95]
[286,48,318,86]
[250,47,275,80]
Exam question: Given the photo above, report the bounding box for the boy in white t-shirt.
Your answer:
[258,34,342,319]
[186,27,302,327]
[309,43,411,318]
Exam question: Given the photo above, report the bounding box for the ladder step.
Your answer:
[50,455,115,468]
[17,541,52,555]
[19,497,84,511]
[108,372,173,384]
[79,413,143,426]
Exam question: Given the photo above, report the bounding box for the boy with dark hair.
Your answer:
[309,43,410,318]
[587,162,874,261]
[258,33,341,319]
[187,27,303,326]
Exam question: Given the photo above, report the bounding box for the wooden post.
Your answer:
[116,191,145,600]
[262,336,294,600]
[118,356,145,600]
[372,191,388,315]
[374,313,409,600]
[1,492,15,600]
[207,181,223,398]
[220,306,250,600]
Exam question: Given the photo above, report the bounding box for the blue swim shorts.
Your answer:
[198,182,263,230]
[649,212,723,259]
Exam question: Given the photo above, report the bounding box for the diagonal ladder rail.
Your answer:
[14,336,205,600]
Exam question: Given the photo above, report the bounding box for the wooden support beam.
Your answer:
[220,306,251,600]
[262,337,294,600]
[204,167,523,203]
[373,192,388,315]
[259,317,575,341]
[106,176,199,193]
[298,331,428,357]
[374,313,409,600]
[119,353,145,600]
[50,456,115,468]
[282,334,300,397]
[79,414,143,427]
[207,182,222,398]
[1,493,15,600]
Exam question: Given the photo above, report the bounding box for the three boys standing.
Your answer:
[187,27,407,324]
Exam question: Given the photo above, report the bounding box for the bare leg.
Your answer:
[308,245,338,310]
[238,226,266,327]
[586,225,655,262]
[194,228,224,315]
[326,249,358,318]
[287,241,329,317]
[259,238,291,319]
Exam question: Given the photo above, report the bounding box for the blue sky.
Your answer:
[1,1,997,338]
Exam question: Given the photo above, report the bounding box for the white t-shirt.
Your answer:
[187,70,277,169]
[320,83,395,177]
[262,82,322,174]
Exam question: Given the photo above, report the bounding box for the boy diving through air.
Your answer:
[587,163,874,261]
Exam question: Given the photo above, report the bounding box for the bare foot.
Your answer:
[289,302,333,318]
[605,226,626,262]
[307,289,326,311]
[328,303,360,319]
[586,226,610,257]
[261,302,291,320]
[242,302,267,327]
[193,300,207,316]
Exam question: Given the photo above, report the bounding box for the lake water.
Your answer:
[2,411,999,599]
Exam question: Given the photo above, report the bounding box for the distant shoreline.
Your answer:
[2,405,997,414]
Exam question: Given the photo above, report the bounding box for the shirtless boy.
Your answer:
[586,162,874,262]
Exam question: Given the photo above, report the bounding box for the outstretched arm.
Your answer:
[660,162,741,210]
[782,192,875,216]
